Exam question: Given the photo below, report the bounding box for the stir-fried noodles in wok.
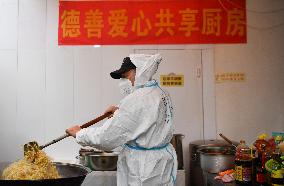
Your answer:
[2,146,60,180]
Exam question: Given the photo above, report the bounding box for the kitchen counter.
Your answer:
[205,172,284,186]
[81,170,186,186]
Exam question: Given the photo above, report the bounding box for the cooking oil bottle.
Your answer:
[235,140,253,185]
[255,153,268,186]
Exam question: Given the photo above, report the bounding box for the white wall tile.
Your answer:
[46,0,58,47]
[44,47,80,160]
[18,0,46,50]
[17,49,45,144]
[0,50,18,161]
[73,47,103,124]
[0,0,18,49]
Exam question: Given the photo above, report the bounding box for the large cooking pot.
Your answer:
[198,146,235,173]
[0,162,90,186]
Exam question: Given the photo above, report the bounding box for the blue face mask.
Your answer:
[118,78,134,96]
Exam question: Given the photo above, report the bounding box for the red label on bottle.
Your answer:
[256,173,266,183]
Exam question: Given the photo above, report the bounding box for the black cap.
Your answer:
[110,57,136,79]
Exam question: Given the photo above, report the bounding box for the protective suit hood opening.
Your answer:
[129,54,162,87]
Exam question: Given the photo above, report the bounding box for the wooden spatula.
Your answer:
[24,112,111,157]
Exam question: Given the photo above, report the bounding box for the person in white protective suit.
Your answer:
[66,54,177,186]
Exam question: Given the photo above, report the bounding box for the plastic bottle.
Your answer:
[253,134,274,185]
[270,148,284,186]
[256,154,268,186]
[235,140,253,185]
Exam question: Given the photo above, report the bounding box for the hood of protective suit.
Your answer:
[129,54,162,87]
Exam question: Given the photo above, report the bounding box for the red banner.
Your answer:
[58,0,246,45]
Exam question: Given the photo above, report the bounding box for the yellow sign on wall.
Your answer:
[160,74,184,87]
[215,72,245,83]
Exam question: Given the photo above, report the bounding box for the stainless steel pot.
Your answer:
[0,162,90,186]
[84,151,118,171]
[189,140,239,186]
[198,146,235,173]
[77,148,96,167]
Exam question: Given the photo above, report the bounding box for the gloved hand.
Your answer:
[104,105,119,118]
[66,125,81,137]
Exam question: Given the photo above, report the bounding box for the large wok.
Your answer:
[0,162,90,186]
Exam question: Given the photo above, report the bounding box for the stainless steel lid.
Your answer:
[189,139,238,147]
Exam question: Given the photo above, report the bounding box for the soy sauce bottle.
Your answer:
[235,140,253,185]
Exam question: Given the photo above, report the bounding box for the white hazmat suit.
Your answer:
[76,54,177,186]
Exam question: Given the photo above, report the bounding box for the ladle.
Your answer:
[219,133,237,149]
